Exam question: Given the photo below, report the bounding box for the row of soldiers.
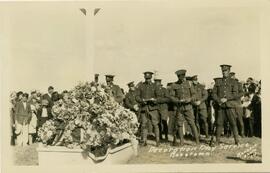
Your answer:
[102,64,259,147]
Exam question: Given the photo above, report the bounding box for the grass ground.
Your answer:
[12,136,261,165]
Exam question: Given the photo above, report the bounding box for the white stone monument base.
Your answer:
[37,141,138,165]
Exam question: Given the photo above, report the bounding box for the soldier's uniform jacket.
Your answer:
[108,84,125,104]
[124,90,138,111]
[212,77,239,108]
[135,81,159,111]
[170,80,196,111]
[167,87,177,111]
[155,86,170,113]
[193,83,208,110]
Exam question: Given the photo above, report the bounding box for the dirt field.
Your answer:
[12,136,261,165]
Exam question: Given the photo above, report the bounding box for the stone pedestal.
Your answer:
[37,141,138,165]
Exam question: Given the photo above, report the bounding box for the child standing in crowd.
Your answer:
[37,99,53,129]
[242,94,254,137]
[29,98,38,144]
[14,93,32,146]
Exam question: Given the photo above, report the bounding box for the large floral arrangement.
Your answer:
[37,82,139,157]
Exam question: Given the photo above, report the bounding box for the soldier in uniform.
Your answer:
[212,65,240,145]
[170,69,199,145]
[154,79,170,142]
[135,71,160,146]
[210,78,225,145]
[183,77,193,137]
[191,75,209,138]
[124,81,140,138]
[167,82,178,143]
[125,81,140,112]
[230,72,245,137]
[105,75,125,104]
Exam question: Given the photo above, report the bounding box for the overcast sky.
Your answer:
[94,5,260,90]
[2,1,261,93]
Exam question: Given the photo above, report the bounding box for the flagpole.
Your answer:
[80,8,101,82]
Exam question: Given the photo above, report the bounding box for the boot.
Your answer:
[172,135,177,146]
[141,141,147,146]
[140,129,148,146]
[154,125,160,147]
[178,127,184,146]
[165,134,168,142]
[159,123,163,141]
[179,139,184,146]
[190,123,200,145]
[205,122,209,139]
[156,139,160,147]
[159,133,163,141]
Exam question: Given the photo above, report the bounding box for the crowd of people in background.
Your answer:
[10,86,61,146]
[9,64,261,147]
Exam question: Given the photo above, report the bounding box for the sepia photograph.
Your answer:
[1,0,270,172]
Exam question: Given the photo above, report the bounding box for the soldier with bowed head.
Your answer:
[136,71,160,146]
[105,74,125,105]
[170,69,199,146]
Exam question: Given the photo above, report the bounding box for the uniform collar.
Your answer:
[144,81,153,85]
[107,83,114,87]
[176,80,184,84]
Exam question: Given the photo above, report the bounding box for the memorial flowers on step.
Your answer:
[37,81,139,157]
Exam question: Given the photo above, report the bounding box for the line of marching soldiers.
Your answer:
[102,64,261,147]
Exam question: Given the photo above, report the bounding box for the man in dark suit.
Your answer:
[14,93,32,146]
[42,86,54,109]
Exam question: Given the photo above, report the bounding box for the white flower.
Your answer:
[91,86,96,92]
[72,98,78,103]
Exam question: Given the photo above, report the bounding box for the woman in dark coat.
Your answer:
[247,84,261,138]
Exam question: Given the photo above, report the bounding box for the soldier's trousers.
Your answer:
[216,108,239,144]
[235,107,244,137]
[168,111,177,135]
[194,108,209,137]
[175,108,199,143]
[140,110,160,142]
[158,110,168,140]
